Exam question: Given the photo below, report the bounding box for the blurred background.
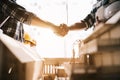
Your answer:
[17,0,96,58]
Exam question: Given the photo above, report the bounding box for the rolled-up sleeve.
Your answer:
[82,1,102,30]
[82,8,97,29]
[13,8,35,25]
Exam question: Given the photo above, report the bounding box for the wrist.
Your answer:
[68,26,72,31]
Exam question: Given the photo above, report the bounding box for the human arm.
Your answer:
[68,21,87,31]
[56,9,97,37]
[1,0,65,36]
[59,12,96,35]
[61,3,99,32]
[68,10,96,31]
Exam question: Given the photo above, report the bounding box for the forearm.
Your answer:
[30,15,57,31]
[68,21,86,31]
[1,1,58,33]
[69,8,96,31]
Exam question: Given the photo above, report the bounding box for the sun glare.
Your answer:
[17,0,95,58]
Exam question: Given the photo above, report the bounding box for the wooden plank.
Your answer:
[0,33,42,63]
[80,38,120,54]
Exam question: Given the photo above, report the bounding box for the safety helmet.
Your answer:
[24,33,36,46]
[95,0,120,22]
[104,1,120,19]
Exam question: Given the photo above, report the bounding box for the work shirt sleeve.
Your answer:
[82,1,102,30]
[1,0,35,25]
[82,8,96,30]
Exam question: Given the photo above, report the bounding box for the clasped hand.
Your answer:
[54,24,69,37]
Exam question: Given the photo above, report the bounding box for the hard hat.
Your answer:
[24,32,36,46]
[24,32,32,42]
[104,1,120,20]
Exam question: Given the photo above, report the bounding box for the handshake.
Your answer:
[53,24,69,37]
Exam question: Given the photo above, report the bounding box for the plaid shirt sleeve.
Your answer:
[82,8,97,30]
[82,1,102,30]
[1,0,34,25]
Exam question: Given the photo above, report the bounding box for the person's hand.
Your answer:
[54,23,69,37]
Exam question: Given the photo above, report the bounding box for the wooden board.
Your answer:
[0,33,42,63]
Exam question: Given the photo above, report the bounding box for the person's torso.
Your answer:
[0,0,24,42]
